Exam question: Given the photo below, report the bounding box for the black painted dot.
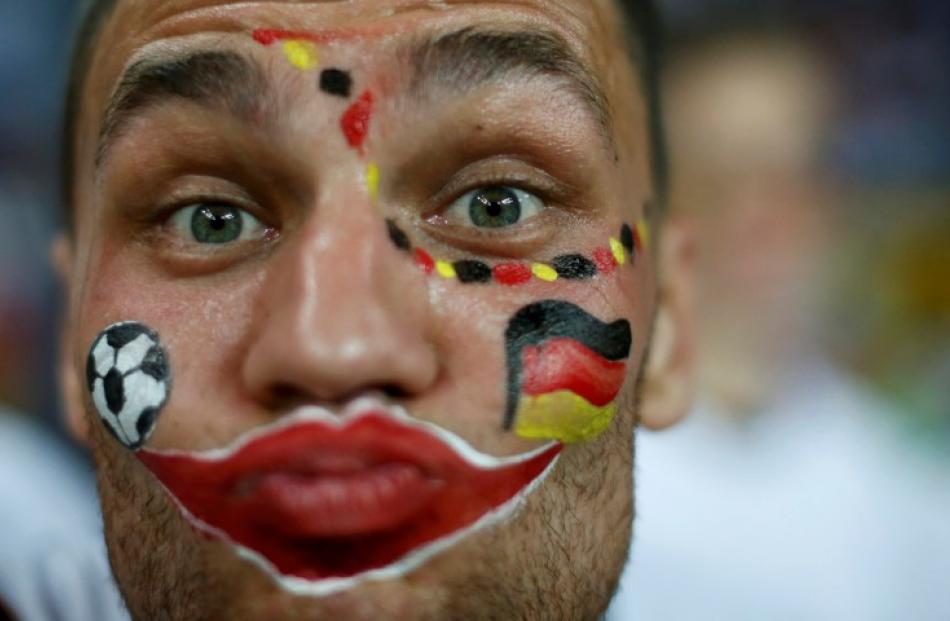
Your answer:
[454,260,493,283]
[620,223,635,252]
[104,368,126,415]
[386,220,412,252]
[320,68,352,98]
[107,323,146,349]
[552,254,598,280]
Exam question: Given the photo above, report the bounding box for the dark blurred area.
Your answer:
[661,0,950,443]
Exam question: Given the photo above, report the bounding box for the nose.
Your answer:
[242,192,439,408]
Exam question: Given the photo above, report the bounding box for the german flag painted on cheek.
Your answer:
[504,301,633,443]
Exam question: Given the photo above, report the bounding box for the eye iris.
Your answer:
[191,205,243,243]
[469,188,521,228]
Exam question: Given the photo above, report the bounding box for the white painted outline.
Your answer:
[141,397,562,596]
[146,397,558,469]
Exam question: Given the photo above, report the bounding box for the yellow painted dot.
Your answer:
[531,263,559,282]
[610,238,626,265]
[365,163,380,201]
[282,40,319,71]
[636,219,651,250]
[435,260,457,279]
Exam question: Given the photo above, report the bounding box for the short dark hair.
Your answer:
[61,0,666,228]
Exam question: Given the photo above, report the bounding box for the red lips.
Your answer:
[138,411,561,582]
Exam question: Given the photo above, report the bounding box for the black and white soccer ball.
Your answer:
[86,322,170,450]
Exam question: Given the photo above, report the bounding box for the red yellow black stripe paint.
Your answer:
[503,301,632,442]
[384,219,648,287]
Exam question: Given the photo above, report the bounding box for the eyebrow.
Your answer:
[95,28,613,169]
[409,28,614,149]
[96,50,265,170]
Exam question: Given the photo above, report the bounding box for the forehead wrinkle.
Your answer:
[407,26,614,152]
[96,48,267,173]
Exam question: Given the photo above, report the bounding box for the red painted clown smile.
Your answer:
[138,403,561,593]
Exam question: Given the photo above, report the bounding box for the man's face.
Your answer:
[61,1,667,619]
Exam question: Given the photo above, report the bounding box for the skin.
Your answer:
[55,1,696,619]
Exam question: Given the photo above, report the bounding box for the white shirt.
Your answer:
[606,363,950,621]
[0,410,130,621]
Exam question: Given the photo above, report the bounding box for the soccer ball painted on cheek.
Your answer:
[86,321,171,450]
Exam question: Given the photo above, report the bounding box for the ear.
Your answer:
[51,234,91,445]
[638,215,697,430]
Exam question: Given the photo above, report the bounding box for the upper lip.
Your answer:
[144,397,555,472]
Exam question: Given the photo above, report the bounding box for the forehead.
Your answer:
[84,0,622,111]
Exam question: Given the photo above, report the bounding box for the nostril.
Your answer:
[376,383,410,400]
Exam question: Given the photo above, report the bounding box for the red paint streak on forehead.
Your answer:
[342,90,375,153]
[252,28,353,46]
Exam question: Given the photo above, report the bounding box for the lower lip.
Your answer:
[237,462,441,538]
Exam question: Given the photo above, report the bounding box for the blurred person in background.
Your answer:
[607,25,950,621]
[0,1,132,620]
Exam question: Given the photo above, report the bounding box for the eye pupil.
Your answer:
[469,187,521,228]
[191,204,243,243]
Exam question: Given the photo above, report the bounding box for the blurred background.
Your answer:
[0,1,947,620]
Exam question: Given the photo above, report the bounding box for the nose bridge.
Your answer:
[243,185,437,405]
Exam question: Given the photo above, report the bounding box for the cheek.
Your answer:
[79,244,266,450]
[425,236,645,446]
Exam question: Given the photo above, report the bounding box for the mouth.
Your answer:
[137,399,562,595]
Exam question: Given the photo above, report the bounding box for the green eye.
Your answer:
[169,203,266,244]
[445,187,545,229]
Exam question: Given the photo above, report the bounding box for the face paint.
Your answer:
[86,322,170,450]
[282,40,320,71]
[253,29,324,46]
[385,223,637,286]
[136,399,561,596]
[319,68,353,98]
[635,218,651,251]
[435,260,457,280]
[493,262,534,286]
[551,254,598,280]
[592,247,618,275]
[503,301,632,443]
[341,90,374,153]
[453,260,493,284]
[365,163,380,201]
[386,219,412,252]
[414,248,436,274]
[620,223,635,254]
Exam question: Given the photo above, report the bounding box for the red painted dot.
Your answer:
[592,248,617,275]
[493,262,533,286]
[341,90,374,153]
[414,249,435,274]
